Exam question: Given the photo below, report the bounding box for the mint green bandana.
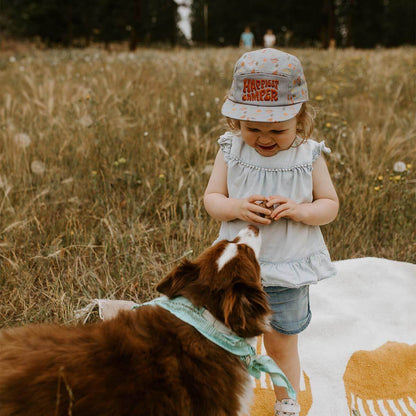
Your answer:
[133,296,296,400]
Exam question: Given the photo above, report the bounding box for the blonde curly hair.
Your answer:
[225,102,316,144]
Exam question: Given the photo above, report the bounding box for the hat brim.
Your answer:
[221,99,303,123]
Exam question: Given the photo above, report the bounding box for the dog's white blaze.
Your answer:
[217,243,238,271]
[236,228,261,258]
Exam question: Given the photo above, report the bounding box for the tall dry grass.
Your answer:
[0,47,415,327]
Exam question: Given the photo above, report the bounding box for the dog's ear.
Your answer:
[156,259,199,298]
[223,283,270,338]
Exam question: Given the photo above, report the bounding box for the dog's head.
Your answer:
[156,226,271,338]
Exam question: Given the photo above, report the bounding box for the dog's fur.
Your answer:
[0,227,271,416]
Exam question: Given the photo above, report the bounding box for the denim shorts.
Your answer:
[263,285,311,335]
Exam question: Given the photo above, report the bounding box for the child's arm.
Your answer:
[267,155,339,226]
[204,151,272,224]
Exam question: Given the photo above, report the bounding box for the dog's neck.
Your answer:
[201,307,257,348]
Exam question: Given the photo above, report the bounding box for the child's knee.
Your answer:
[264,330,298,358]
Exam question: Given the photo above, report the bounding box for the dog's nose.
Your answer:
[247,225,259,236]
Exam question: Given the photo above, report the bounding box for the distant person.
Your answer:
[264,29,276,48]
[205,48,339,416]
[240,26,255,49]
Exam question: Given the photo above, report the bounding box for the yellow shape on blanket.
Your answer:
[251,371,312,416]
[250,336,312,416]
[344,341,416,415]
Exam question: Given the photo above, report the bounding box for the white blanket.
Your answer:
[297,257,416,416]
[81,257,416,416]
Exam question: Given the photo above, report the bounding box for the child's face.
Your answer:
[240,118,297,157]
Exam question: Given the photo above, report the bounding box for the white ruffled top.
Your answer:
[215,132,337,288]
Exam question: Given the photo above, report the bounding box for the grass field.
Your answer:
[0,46,415,327]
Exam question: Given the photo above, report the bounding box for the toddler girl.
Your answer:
[204,48,339,416]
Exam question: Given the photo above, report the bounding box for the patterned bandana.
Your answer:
[134,296,297,400]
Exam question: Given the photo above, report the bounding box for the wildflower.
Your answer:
[377,175,383,181]
[118,157,126,165]
[206,112,211,119]
[393,161,406,173]
[393,175,402,182]
[9,56,16,63]
[407,163,412,170]
[30,160,46,175]
[315,95,324,101]
[325,122,331,128]
[85,94,90,100]
[374,186,380,191]
[190,92,195,97]
[91,170,97,176]
[14,133,31,148]
[144,131,149,137]
[215,97,220,104]
[159,174,165,179]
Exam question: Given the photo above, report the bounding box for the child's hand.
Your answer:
[266,195,306,223]
[234,195,272,225]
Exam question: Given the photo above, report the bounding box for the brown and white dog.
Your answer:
[0,225,271,416]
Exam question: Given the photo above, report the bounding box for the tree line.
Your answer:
[0,0,415,49]
[0,0,181,49]
[192,0,416,48]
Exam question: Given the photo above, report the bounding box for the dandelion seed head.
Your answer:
[31,160,46,175]
[79,115,93,127]
[0,176,9,189]
[393,161,406,173]
[14,133,31,148]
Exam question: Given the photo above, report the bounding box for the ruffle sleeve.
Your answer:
[217,132,234,165]
[312,141,331,163]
